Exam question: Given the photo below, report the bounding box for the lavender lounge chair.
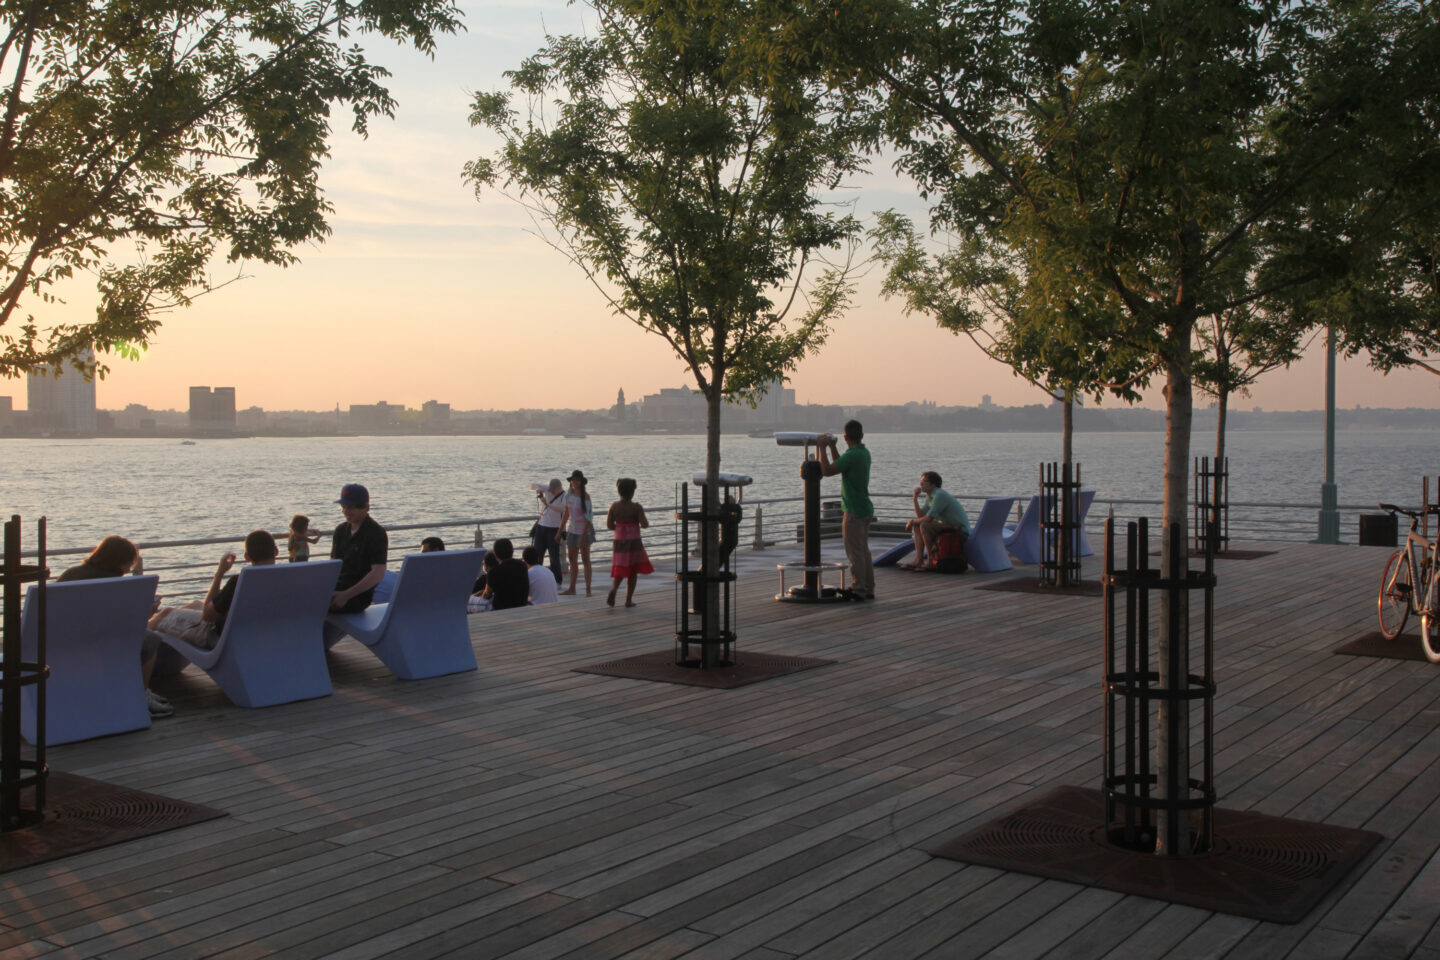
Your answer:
[1075,489,1097,557]
[963,497,1016,572]
[156,560,340,708]
[324,549,484,680]
[19,575,159,744]
[1004,490,1096,563]
[1003,495,1043,563]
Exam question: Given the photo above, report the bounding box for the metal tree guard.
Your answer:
[1,515,49,831]
[1193,457,1229,555]
[674,477,746,668]
[1102,515,1217,855]
[1039,462,1083,587]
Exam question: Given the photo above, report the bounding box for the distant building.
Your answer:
[0,396,11,432]
[28,350,98,433]
[188,386,237,433]
[613,388,627,421]
[751,380,796,425]
[237,406,267,431]
[639,386,706,422]
[421,400,450,425]
[349,401,400,432]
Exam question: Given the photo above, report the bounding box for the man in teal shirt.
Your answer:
[819,420,875,600]
[903,470,969,569]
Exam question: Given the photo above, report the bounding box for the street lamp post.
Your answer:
[1317,326,1341,544]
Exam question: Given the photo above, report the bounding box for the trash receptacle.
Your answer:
[1359,513,1397,547]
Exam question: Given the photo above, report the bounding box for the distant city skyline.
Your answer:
[7,1,1438,415]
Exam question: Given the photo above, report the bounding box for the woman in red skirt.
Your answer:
[606,477,653,607]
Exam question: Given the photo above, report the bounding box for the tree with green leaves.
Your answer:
[793,0,1439,851]
[467,0,863,657]
[0,0,462,380]
[870,210,1151,467]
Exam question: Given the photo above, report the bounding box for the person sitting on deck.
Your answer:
[488,538,530,611]
[468,551,500,613]
[523,545,559,605]
[58,535,172,718]
[901,471,970,570]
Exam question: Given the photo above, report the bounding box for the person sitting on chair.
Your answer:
[901,471,970,569]
[330,483,388,613]
[59,535,173,718]
[150,530,280,651]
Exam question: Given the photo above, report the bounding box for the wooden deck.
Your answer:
[4,538,1440,959]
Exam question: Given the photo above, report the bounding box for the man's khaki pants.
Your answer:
[843,513,875,598]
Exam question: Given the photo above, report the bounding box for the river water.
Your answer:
[1,428,1435,556]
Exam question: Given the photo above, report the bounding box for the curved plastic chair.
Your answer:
[157,561,340,708]
[1075,489,1096,557]
[371,569,400,605]
[19,575,158,744]
[1003,495,1043,563]
[325,549,484,680]
[964,497,1016,572]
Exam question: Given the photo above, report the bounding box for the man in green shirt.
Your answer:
[819,419,875,600]
[902,470,970,569]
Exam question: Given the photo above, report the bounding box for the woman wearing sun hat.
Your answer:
[559,469,596,596]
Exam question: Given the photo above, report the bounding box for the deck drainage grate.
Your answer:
[0,771,225,875]
[929,785,1380,924]
[574,650,834,689]
[1334,632,1432,662]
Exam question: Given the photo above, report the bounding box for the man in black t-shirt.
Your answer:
[488,538,530,611]
[330,483,388,613]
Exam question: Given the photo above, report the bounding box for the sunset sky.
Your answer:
[10,1,1439,414]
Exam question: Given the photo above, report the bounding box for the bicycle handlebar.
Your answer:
[1379,503,1440,522]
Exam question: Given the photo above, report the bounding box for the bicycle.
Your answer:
[1376,503,1440,660]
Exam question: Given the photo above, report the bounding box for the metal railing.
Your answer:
[6,492,1394,608]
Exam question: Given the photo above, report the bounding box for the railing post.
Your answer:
[751,506,765,551]
[473,525,485,549]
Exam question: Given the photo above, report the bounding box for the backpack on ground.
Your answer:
[931,529,969,574]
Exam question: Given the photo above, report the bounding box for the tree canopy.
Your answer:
[806,0,1439,532]
[0,0,462,379]
[466,0,864,475]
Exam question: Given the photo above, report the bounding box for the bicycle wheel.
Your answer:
[1422,569,1440,662]
[1378,550,1411,639]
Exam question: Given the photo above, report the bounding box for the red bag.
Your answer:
[930,529,969,574]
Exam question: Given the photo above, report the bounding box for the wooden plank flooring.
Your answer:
[3,538,1439,958]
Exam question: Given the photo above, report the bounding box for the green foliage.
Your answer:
[0,0,462,379]
[854,0,1438,392]
[465,0,864,410]
[813,0,1440,558]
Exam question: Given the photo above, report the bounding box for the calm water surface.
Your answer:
[1,428,1435,553]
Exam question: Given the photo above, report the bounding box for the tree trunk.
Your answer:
[1061,394,1073,469]
[702,386,723,667]
[1156,309,1195,855]
[1214,390,1227,468]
